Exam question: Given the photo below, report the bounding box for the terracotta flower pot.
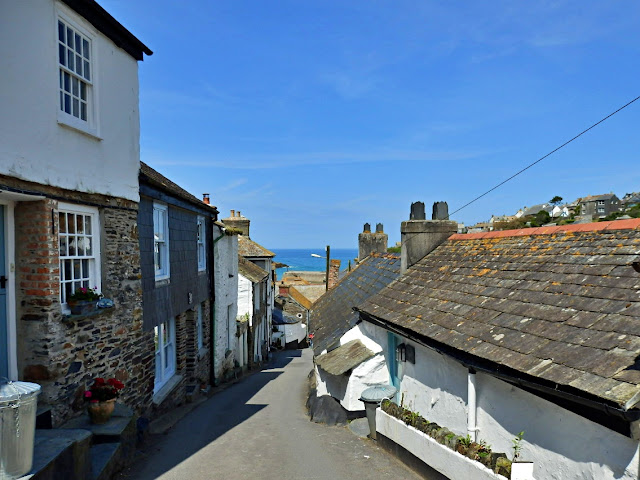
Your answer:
[87,398,116,424]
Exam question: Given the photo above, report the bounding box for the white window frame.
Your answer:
[153,202,170,281]
[154,317,176,393]
[196,302,204,351]
[56,8,98,137]
[597,200,605,206]
[197,216,206,272]
[58,203,101,312]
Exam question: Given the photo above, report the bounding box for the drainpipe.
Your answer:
[210,228,226,386]
[467,369,478,442]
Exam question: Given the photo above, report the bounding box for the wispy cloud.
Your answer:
[144,147,493,170]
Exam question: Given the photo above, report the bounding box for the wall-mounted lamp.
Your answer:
[396,343,415,364]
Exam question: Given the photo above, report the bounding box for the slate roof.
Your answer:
[272,309,301,325]
[580,193,618,202]
[315,340,375,376]
[358,219,640,409]
[140,162,219,214]
[238,256,268,283]
[522,204,553,216]
[238,235,276,258]
[311,253,401,356]
[289,285,326,310]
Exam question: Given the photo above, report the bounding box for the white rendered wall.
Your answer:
[0,1,141,202]
[476,372,640,480]
[237,275,253,320]
[283,322,307,345]
[363,320,640,480]
[213,232,238,379]
[314,323,390,411]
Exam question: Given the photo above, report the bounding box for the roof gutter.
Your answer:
[356,308,640,424]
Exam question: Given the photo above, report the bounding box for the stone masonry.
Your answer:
[14,186,151,426]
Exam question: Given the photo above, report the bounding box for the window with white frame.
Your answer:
[59,204,100,307]
[197,216,206,271]
[153,203,169,280]
[58,17,92,123]
[196,303,204,351]
[154,318,176,392]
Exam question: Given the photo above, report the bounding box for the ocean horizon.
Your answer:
[272,248,358,279]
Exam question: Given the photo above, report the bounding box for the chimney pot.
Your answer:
[432,201,449,220]
[363,223,371,233]
[410,202,426,220]
[202,193,210,205]
[237,211,241,217]
[231,209,235,217]
[376,223,384,233]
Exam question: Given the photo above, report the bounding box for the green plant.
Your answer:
[512,430,524,461]
[459,434,472,447]
[68,286,101,302]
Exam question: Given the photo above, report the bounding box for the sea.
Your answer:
[272,248,358,280]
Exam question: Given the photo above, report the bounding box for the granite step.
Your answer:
[90,443,121,480]
[18,429,92,480]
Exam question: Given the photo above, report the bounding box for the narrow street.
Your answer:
[117,349,437,480]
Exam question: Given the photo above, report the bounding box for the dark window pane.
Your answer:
[72,77,78,96]
[67,50,74,71]
[68,214,75,234]
[60,91,63,111]
[59,212,67,233]
[84,61,90,81]
[64,260,72,279]
[83,39,89,59]
[72,98,79,118]
[80,82,86,100]
[81,103,87,121]
[59,44,65,66]
[64,282,72,304]
[73,260,81,279]
[64,94,71,113]
[67,27,73,48]
[75,34,81,53]
[58,21,65,42]
[76,54,82,76]
[59,236,67,256]
[64,72,71,92]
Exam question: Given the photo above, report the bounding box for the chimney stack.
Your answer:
[223,209,250,236]
[358,222,388,260]
[401,201,457,274]
[202,193,210,205]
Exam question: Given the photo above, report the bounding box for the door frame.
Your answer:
[0,199,17,380]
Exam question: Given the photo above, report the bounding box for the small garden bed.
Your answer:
[381,399,512,478]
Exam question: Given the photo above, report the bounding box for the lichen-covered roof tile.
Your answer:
[358,220,640,406]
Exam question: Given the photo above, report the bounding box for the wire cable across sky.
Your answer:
[449,94,640,219]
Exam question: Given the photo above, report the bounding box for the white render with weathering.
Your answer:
[0,1,141,202]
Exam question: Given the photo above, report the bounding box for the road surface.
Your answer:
[118,348,444,479]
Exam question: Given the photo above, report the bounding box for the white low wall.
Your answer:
[376,409,505,480]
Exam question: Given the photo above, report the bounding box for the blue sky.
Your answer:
[102,1,640,248]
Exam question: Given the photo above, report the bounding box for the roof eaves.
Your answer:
[61,0,152,60]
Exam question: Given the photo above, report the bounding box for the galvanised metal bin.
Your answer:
[0,381,41,479]
[360,385,397,440]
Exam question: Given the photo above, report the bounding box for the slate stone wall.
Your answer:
[14,192,151,427]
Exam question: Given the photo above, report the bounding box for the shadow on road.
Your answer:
[120,349,307,479]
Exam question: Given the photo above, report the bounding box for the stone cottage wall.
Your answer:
[15,193,150,426]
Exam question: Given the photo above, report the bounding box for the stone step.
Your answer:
[19,429,92,480]
[60,403,135,444]
[90,443,121,480]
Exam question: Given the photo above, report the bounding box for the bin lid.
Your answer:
[0,381,41,403]
[360,385,397,403]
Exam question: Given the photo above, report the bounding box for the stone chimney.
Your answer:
[223,209,250,236]
[358,222,388,260]
[328,259,341,289]
[202,193,210,205]
[401,201,457,274]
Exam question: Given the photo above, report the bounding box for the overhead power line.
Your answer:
[449,95,640,219]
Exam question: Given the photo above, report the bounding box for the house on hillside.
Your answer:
[0,0,151,425]
[355,203,640,480]
[579,193,621,219]
[223,210,275,367]
[138,163,220,411]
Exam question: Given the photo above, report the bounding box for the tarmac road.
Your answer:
[117,348,443,480]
